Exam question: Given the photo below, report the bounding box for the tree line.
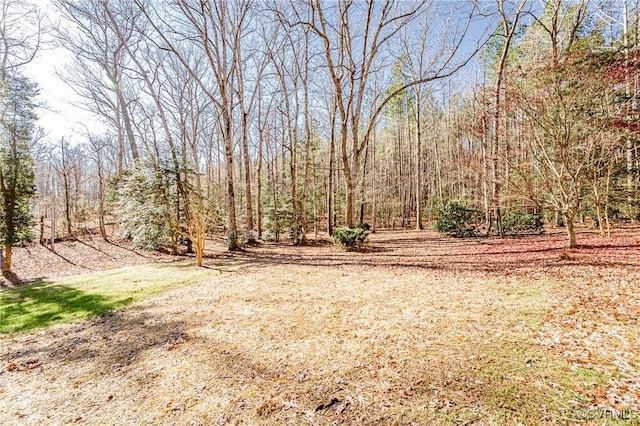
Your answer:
[1,0,639,275]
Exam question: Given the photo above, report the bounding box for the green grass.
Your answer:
[0,262,214,333]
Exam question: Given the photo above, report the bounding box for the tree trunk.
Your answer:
[223,114,239,251]
[241,112,254,231]
[195,231,204,267]
[359,141,369,225]
[63,171,72,235]
[327,104,336,236]
[340,123,354,228]
[114,80,139,161]
[257,131,263,239]
[2,244,12,277]
[415,101,423,230]
[372,125,377,233]
[51,178,56,252]
[300,34,312,244]
[289,125,299,243]
[39,215,45,245]
[345,176,355,228]
[593,172,605,237]
[565,214,577,248]
[97,159,107,241]
[301,134,311,244]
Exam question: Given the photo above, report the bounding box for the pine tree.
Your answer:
[115,164,177,251]
[0,70,37,277]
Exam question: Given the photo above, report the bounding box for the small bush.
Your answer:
[356,222,371,231]
[435,200,480,237]
[332,227,370,251]
[502,211,543,235]
[243,229,258,245]
[261,230,276,242]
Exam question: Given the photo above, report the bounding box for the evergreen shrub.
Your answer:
[331,227,370,250]
[435,200,480,237]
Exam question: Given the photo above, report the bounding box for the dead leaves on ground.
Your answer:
[3,227,640,424]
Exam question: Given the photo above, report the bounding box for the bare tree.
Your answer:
[0,0,43,71]
[488,0,528,236]
[54,0,140,167]
[287,0,485,227]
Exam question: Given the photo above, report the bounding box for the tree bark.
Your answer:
[224,115,239,250]
[257,128,264,239]
[327,101,336,236]
[2,244,12,277]
[565,214,577,248]
[241,111,254,231]
[39,215,45,245]
[415,99,423,230]
[195,229,204,267]
[97,158,107,241]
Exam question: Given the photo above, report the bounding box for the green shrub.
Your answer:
[356,222,370,231]
[331,227,370,250]
[435,200,480,237]
[116,166,175,250]
[502,211,543,235]
[262,203,292,242]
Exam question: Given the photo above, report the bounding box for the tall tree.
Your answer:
[54,0,140,168]
[0,71,37,276]
[488,0,527,236]
[0,0,40,277]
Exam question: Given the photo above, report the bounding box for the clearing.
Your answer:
[1,228,640,425]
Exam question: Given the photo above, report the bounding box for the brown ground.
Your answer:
[2,227,640,425]
[7,235,179,282]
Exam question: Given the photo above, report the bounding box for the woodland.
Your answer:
[1,0,640,425]
[2,0,640,269]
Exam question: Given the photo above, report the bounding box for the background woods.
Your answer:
[2,0,640,269]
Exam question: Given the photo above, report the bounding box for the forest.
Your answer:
[1,0,640,425]
[1,0,639,270]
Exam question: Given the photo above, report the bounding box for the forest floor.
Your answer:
[1,227,640,425]
[4,233,180,282]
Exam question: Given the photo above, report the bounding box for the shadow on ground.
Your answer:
[2,304,188,374]
[1,281,131,333]
[209,229,640,274]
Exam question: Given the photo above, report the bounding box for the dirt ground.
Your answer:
[6,235,179,283]
[1,227,640,425]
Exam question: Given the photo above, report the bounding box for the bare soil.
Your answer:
[1,227,640,425]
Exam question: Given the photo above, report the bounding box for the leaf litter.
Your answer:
[1,227,640,425]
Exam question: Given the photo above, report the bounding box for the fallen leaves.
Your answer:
[3,227,640,424]
[5,358,42,372]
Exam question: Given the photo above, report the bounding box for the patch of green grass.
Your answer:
[426,279,619,424]
[0,262,214,333]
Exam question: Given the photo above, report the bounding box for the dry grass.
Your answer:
[2,228,639,425]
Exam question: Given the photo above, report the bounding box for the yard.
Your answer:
[1,229,639,425]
